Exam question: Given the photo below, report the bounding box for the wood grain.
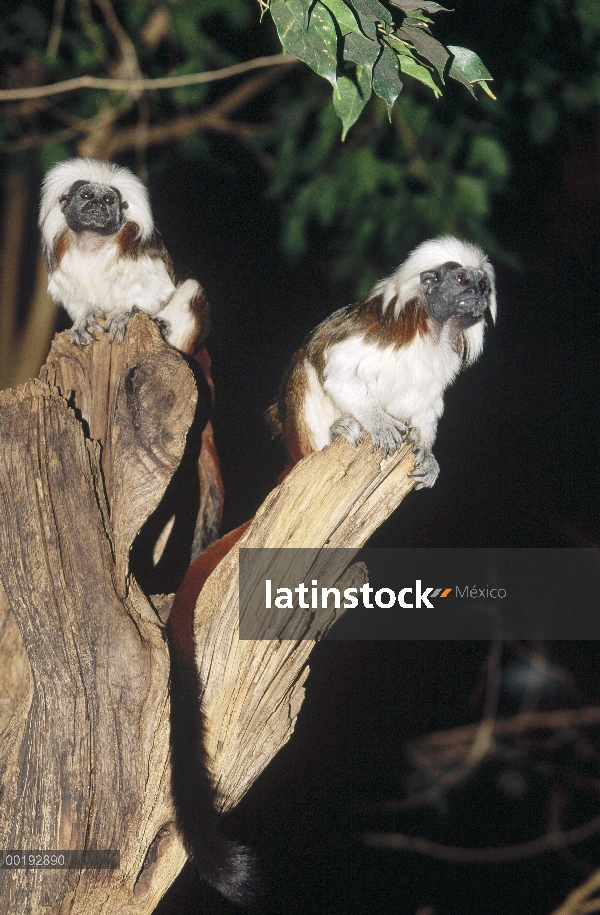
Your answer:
[0,317,417,912]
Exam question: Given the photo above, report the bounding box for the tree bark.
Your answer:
[0,316,416,912]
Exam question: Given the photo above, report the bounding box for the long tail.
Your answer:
[166,522,255,903]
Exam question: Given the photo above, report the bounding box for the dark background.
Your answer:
[149,120,600,915]
[105,7,600,913]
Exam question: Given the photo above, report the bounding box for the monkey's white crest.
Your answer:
[371,235,497,364]
[39,157,154,251]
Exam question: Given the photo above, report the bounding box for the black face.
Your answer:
[420,261,491,328]
[60,179,126,236]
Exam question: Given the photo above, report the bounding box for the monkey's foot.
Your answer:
[409,446,440,490]
[105,310,135,343]
[152,315,171,340]
[330,416,363,446]
[130,305,171,342]
[368,416,409,457]
[70,311,106,346]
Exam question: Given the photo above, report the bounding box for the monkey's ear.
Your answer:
[59,195,69,213]
[420,269,438,291]
[122,200,129,210]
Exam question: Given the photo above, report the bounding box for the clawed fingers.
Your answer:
[330,416,363,446]
[409,450,440,489]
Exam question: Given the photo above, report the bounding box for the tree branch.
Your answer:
[93,0,142,80]
[551,869,600,915]
[0,53,297,102]
[365,812,600,863]
[408,706,600,757]
[46,0,67,60]
[103,65,297,158]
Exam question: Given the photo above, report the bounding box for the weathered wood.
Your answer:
[195,434,416,809]
[0,581,31,740]
[39,316,198,595]
[0,317,417,912]
[0,321,197,913]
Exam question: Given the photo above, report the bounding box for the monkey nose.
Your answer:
[85,202,108,218]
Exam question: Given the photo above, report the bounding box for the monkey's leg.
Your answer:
[158,279,207,353]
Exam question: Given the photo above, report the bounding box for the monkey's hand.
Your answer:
[70,310,106,346]
[407,433,440,489]
[369,414,410,457]
[151,315,171,341]
[330,412,409,457]
[362,411,409,457]
[329,416,363,445]
[105,309,136,343]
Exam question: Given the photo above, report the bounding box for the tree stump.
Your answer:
[0,316,416,912]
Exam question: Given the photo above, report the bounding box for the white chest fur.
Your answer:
[48,235,175,321]
[318,330,462,450]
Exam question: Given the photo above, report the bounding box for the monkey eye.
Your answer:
[103,194,115,204]
[456,272,468,284]
[479,279,488,292]
[80,190,93,199]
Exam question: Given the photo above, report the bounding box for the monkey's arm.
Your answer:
[323,340,440,486]
[104,252,177,342]
[322,339,410,457]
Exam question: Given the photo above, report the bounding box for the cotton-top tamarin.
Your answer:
[269,236,496,488]
[39,157,208,351]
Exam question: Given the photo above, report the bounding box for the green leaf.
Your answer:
[397,24,449,78]
[333,65,372,138]
[389,1,451,12]
[397,50,441,96]
[343,31,381,77]
[372,43,403,117]
[347,1,376,38]
[300,0,314,23]
[271,0,338,87]
[353,0,393,26]
[320,0,362,35]
[467,135,510,179]
[447,45,492,81]
[448,45,494,97]
[404,12,434,25]
[349,0,394,39]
